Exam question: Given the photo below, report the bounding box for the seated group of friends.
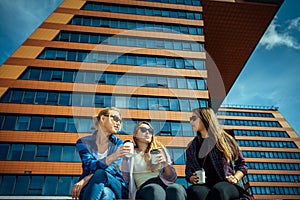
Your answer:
[71,107,254,200]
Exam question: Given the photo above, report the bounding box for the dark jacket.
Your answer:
[185,136,254,200]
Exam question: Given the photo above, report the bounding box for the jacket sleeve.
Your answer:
[234,149,248,175]
[159,147,177,184]
[185,141,195,182]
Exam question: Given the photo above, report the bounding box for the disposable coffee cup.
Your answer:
[150,149,160,164]
[123,140,134,157]
[195,168,205,184]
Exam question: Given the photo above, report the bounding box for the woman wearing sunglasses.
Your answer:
[72,107,130,200]
[122,121,186,200]
[185,108,254,200]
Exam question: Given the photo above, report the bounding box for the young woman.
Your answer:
[71,107,130,200]
[185,108,254,200]
[122,121,187,200]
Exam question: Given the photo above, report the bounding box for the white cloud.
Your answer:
[287,17,300,31]
[259,18,300,50]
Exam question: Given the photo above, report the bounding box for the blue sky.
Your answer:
[0,0,299,135]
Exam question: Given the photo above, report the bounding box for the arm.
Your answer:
[185,142,195,183]
[158,147,177,183]
[77,137,130,176]
[72,174,93,198]
[226,149,248,184]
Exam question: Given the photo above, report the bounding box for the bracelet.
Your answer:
[233,176,239,182]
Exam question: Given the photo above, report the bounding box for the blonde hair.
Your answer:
[93,107,121,129]
[192,108,239,163]
[133,121,164,168]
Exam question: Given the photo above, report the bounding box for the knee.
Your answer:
[166,184,187,199]
[102,187,116,200]
[92,169,107,183]
[211,183,227,197]
[140,184,166,199]
[167,184,186,194]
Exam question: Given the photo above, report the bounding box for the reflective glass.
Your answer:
[29,116,42,131]
[15,176,30,194]
[16,116,30,130]
[0,176,15,194]
[44,176,58,195]
[3,116,17,130]
[21,144,35,161]
[57,176,72,195]
[0,144,9,160]
[49,145,62,161]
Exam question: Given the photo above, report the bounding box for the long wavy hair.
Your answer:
[133,121,164,165]
[192,107,239,163]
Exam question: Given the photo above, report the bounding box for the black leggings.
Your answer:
[187,181,242,200]
[136,177,187,200]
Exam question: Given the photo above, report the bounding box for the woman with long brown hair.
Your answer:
[185,107,254,200]
[122,121,186,200]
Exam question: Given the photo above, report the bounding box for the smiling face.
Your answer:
[100,110,122,134]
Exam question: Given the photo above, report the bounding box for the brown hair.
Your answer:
[192,107,239,162]
[133,121,164,168]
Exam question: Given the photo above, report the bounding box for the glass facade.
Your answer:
[20,67,206,90]
[0,114,194,136]
[38,48,205,69]
[54,31,204,51]
[0,0,296,199]
[69,16,203,35]
[1,89,207,111]
[82,2,202,20]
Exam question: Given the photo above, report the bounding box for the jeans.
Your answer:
[187,181,241,200]
[136,177,187,200]
[80,169,128,200]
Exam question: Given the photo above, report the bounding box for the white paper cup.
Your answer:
[123,140,134,157]
[150,149,160,164]
[195,169,205,184]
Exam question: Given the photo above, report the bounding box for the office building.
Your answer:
[1,0,297,199]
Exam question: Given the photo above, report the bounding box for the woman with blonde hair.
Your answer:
[185,107,254,200]
[72,107,130,200]
[122,121,186,200]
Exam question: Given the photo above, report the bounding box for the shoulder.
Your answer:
[187,137,197,149]
[76,134,94,144]
[110,134,124,146]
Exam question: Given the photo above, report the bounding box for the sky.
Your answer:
[0,0,299,135]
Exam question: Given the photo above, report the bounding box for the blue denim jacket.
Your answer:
[76,131,126,186]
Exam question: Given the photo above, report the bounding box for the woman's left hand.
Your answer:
[226,175,238,184]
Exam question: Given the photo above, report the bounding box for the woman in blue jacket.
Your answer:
[185,108,254,200]
[71,107,130,200]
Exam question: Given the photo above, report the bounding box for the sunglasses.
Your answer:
[139,127,154,134]
[190,116,198,122]
[104,115,122,123]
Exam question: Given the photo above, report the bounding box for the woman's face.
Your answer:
[135,123,154,144]
[190,112,206,132]
[101,110,122,134]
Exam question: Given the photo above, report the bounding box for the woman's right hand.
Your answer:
[106,145,131,165]
[72,179,85,199]
[72,174,93,199]
[190,173,199,185]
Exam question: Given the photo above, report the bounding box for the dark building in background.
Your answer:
[1,0,298,199]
